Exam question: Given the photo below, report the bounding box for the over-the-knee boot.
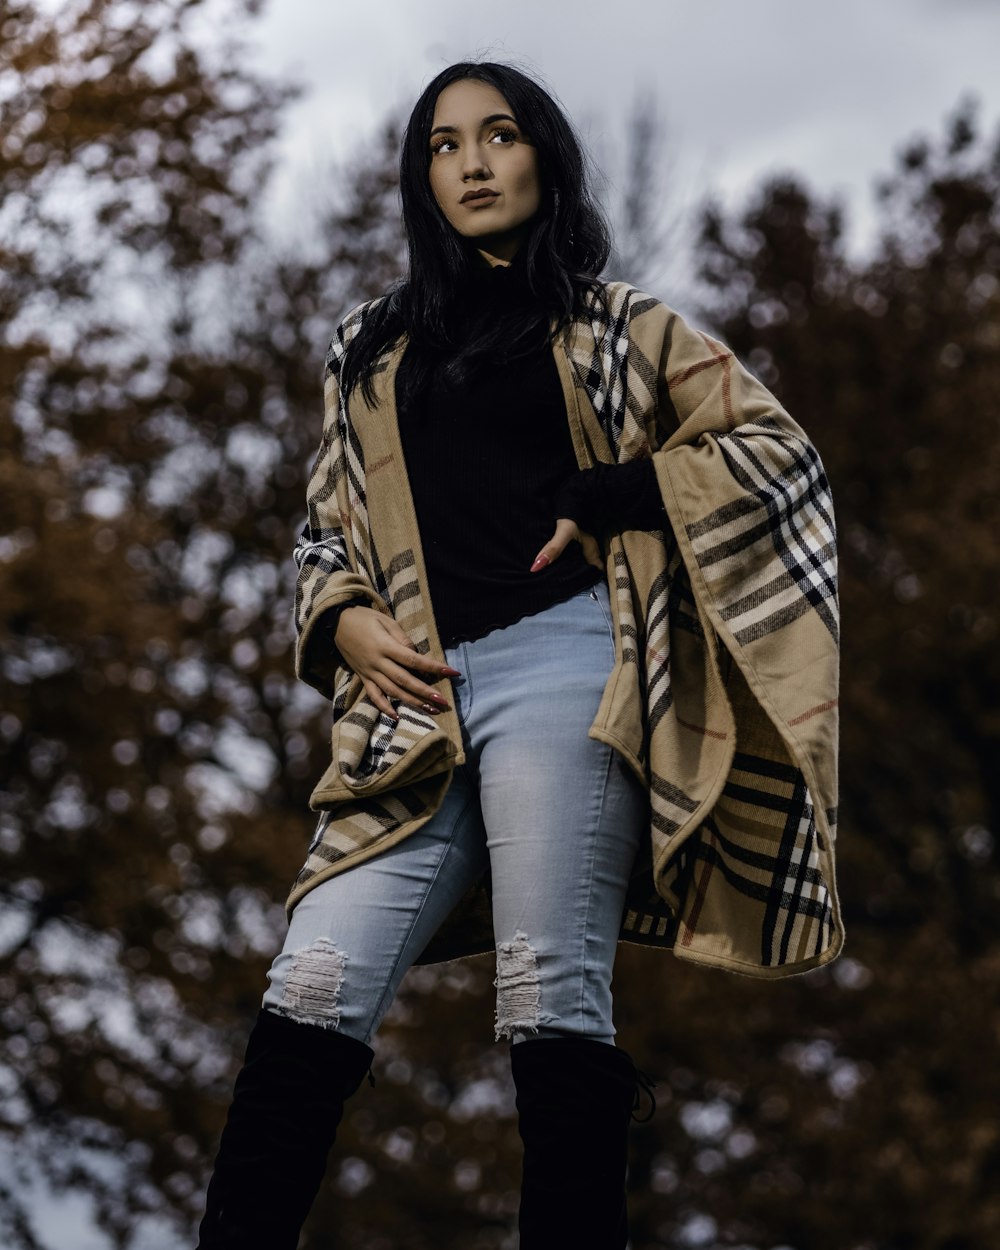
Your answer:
[196,1006,375,1249]
[509,1035,656,1250]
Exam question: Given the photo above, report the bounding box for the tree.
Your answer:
[610,92,1000,1250]
[1,0,362,1241]
[594,89,697,302]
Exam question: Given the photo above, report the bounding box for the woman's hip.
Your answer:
[444,580,617,744]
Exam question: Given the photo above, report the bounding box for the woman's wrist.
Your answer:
[319,597,368,646]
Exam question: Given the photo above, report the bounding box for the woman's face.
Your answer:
[427,78,542,266]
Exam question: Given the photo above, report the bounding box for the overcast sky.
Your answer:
[236,0,1000,288]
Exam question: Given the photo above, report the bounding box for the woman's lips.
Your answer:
[462,191,499,207]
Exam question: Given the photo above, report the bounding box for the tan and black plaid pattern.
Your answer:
[688,417,839,646]
[557,285,842,973]
[286,282,844,978]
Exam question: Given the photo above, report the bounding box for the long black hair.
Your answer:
[339,60,613,411]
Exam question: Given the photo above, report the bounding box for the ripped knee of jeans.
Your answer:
[494,930,541,1042]
[274,937,347,1030]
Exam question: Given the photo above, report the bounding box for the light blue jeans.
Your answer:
[263,578,648,1047]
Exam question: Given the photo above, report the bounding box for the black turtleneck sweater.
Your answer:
[318,258,667,659]
[393,258,666,648]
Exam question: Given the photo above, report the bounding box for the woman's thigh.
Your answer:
[457,580,649,1046]
[262,761,489,1046]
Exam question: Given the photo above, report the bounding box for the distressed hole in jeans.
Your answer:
[276,937,347,1030]
[494,930,540,1041]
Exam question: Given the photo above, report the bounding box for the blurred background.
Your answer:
[1,0,998,1246]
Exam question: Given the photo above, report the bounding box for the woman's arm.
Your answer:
[293,308,387,698]
[643,298,838,648]
[295,304,459,722]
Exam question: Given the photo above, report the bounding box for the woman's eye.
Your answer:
[430,127,519,156]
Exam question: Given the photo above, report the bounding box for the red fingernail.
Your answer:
[530,554,549,572]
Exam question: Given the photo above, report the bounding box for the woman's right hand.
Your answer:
[334,606,460,722]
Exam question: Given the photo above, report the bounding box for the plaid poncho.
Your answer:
[288,282,844,978]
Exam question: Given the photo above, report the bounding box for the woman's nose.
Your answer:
[462,147,491,180]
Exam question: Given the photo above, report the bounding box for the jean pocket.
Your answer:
[588,583,616,658]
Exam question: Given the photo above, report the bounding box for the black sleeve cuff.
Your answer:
[553,459,668,533]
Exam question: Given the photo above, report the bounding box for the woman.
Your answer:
[197,60,843,1250]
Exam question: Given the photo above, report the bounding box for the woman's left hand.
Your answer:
[530,518,604,573]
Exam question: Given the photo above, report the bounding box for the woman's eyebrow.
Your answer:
[429,112,517,138]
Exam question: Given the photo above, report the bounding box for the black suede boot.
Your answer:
[509,1035,656,1250]
[196,1007,375,1249]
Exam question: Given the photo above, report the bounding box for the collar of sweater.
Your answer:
[460,254,539,318]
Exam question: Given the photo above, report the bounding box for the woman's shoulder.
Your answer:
[585,277,670,315]
[585,283,732,369]
[578,278,674,333]
[334,293,392,344]
[324,293,394,376]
